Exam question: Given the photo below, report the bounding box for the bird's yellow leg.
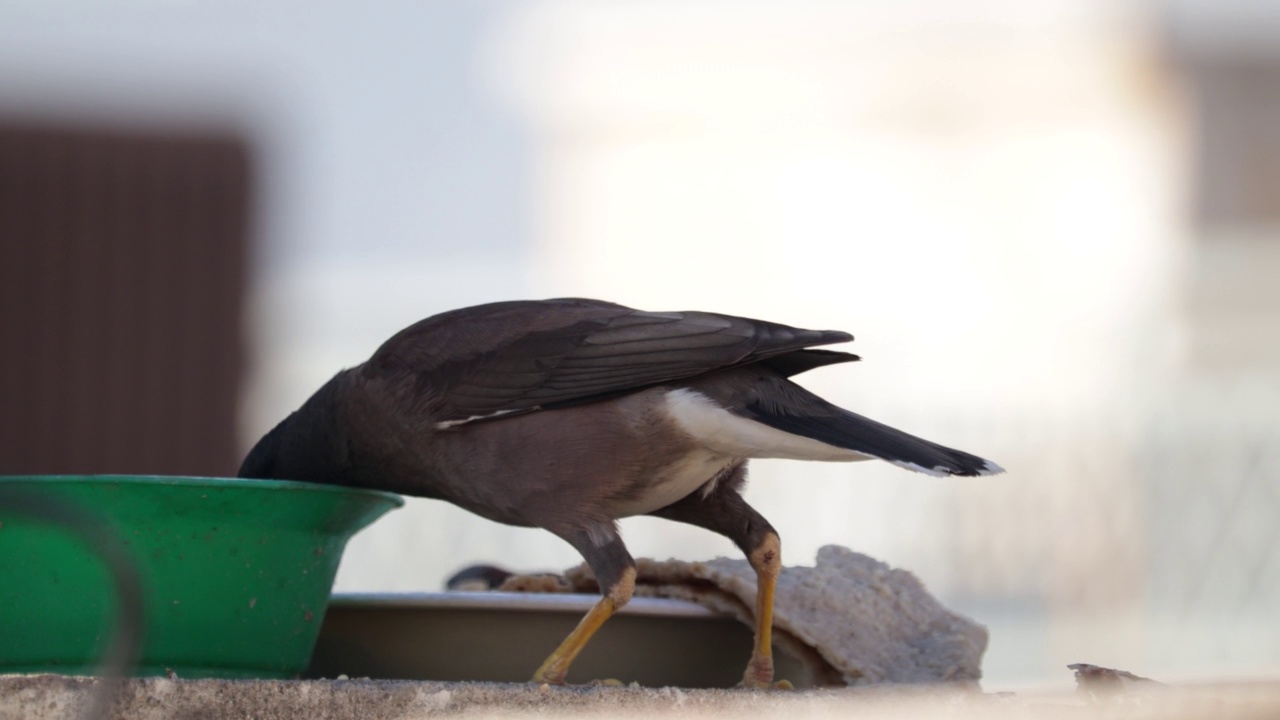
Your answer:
[532,566,635,685]
[740,532,792,689]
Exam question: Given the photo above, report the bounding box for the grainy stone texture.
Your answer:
[3,674,1280,720]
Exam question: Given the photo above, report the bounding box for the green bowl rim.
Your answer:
[0,474,405,507]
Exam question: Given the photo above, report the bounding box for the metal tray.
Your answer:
[307,592,815,688]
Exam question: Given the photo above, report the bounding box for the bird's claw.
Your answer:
[738,678,794,690]
[533,676,627,688]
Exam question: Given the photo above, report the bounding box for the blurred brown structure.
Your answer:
[0,119,253,476]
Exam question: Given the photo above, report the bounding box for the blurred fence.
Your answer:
[903,379,1280,681]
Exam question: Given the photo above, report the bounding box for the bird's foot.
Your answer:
[738,678,794,690]
[532,678,626,688]
[531,666,567,685]
[738,655,792,689]
[531,670,626,688]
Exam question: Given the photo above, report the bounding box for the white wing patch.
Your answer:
[434,408,530,430]
[663,388,871,462]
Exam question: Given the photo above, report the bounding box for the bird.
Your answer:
[238,297,1001,688]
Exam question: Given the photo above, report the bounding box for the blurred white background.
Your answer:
[4,0,1279,690]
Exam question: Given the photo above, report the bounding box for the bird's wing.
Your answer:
[756,348,860,378]
[362,298,853,425]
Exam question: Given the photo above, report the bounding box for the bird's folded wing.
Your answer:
[363,299,853,424]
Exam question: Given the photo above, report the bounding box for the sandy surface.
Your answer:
[3,675,1280,720]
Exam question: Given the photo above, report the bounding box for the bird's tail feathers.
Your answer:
[750,405,1003,478]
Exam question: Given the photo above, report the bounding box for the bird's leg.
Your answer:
[532,528,635,685]
[742,530,784,688]
[531,568,634,684]
[648,465,791,689]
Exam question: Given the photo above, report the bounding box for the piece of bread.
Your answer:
[562,545,988,686]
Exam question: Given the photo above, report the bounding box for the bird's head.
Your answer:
[237,371,353,485]
[236,416,288,480]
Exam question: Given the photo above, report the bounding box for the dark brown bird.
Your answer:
[238,298,1001,687]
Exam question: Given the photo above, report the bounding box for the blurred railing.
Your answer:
[902,379,1280,679]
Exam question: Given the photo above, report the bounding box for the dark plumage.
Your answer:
[239,297,1001,687]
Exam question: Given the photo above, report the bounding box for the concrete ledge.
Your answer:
[3,675,1280,720]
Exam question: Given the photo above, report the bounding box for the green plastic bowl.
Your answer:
[0,475,402,678]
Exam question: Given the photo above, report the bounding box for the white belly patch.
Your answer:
[610,447,735,518]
